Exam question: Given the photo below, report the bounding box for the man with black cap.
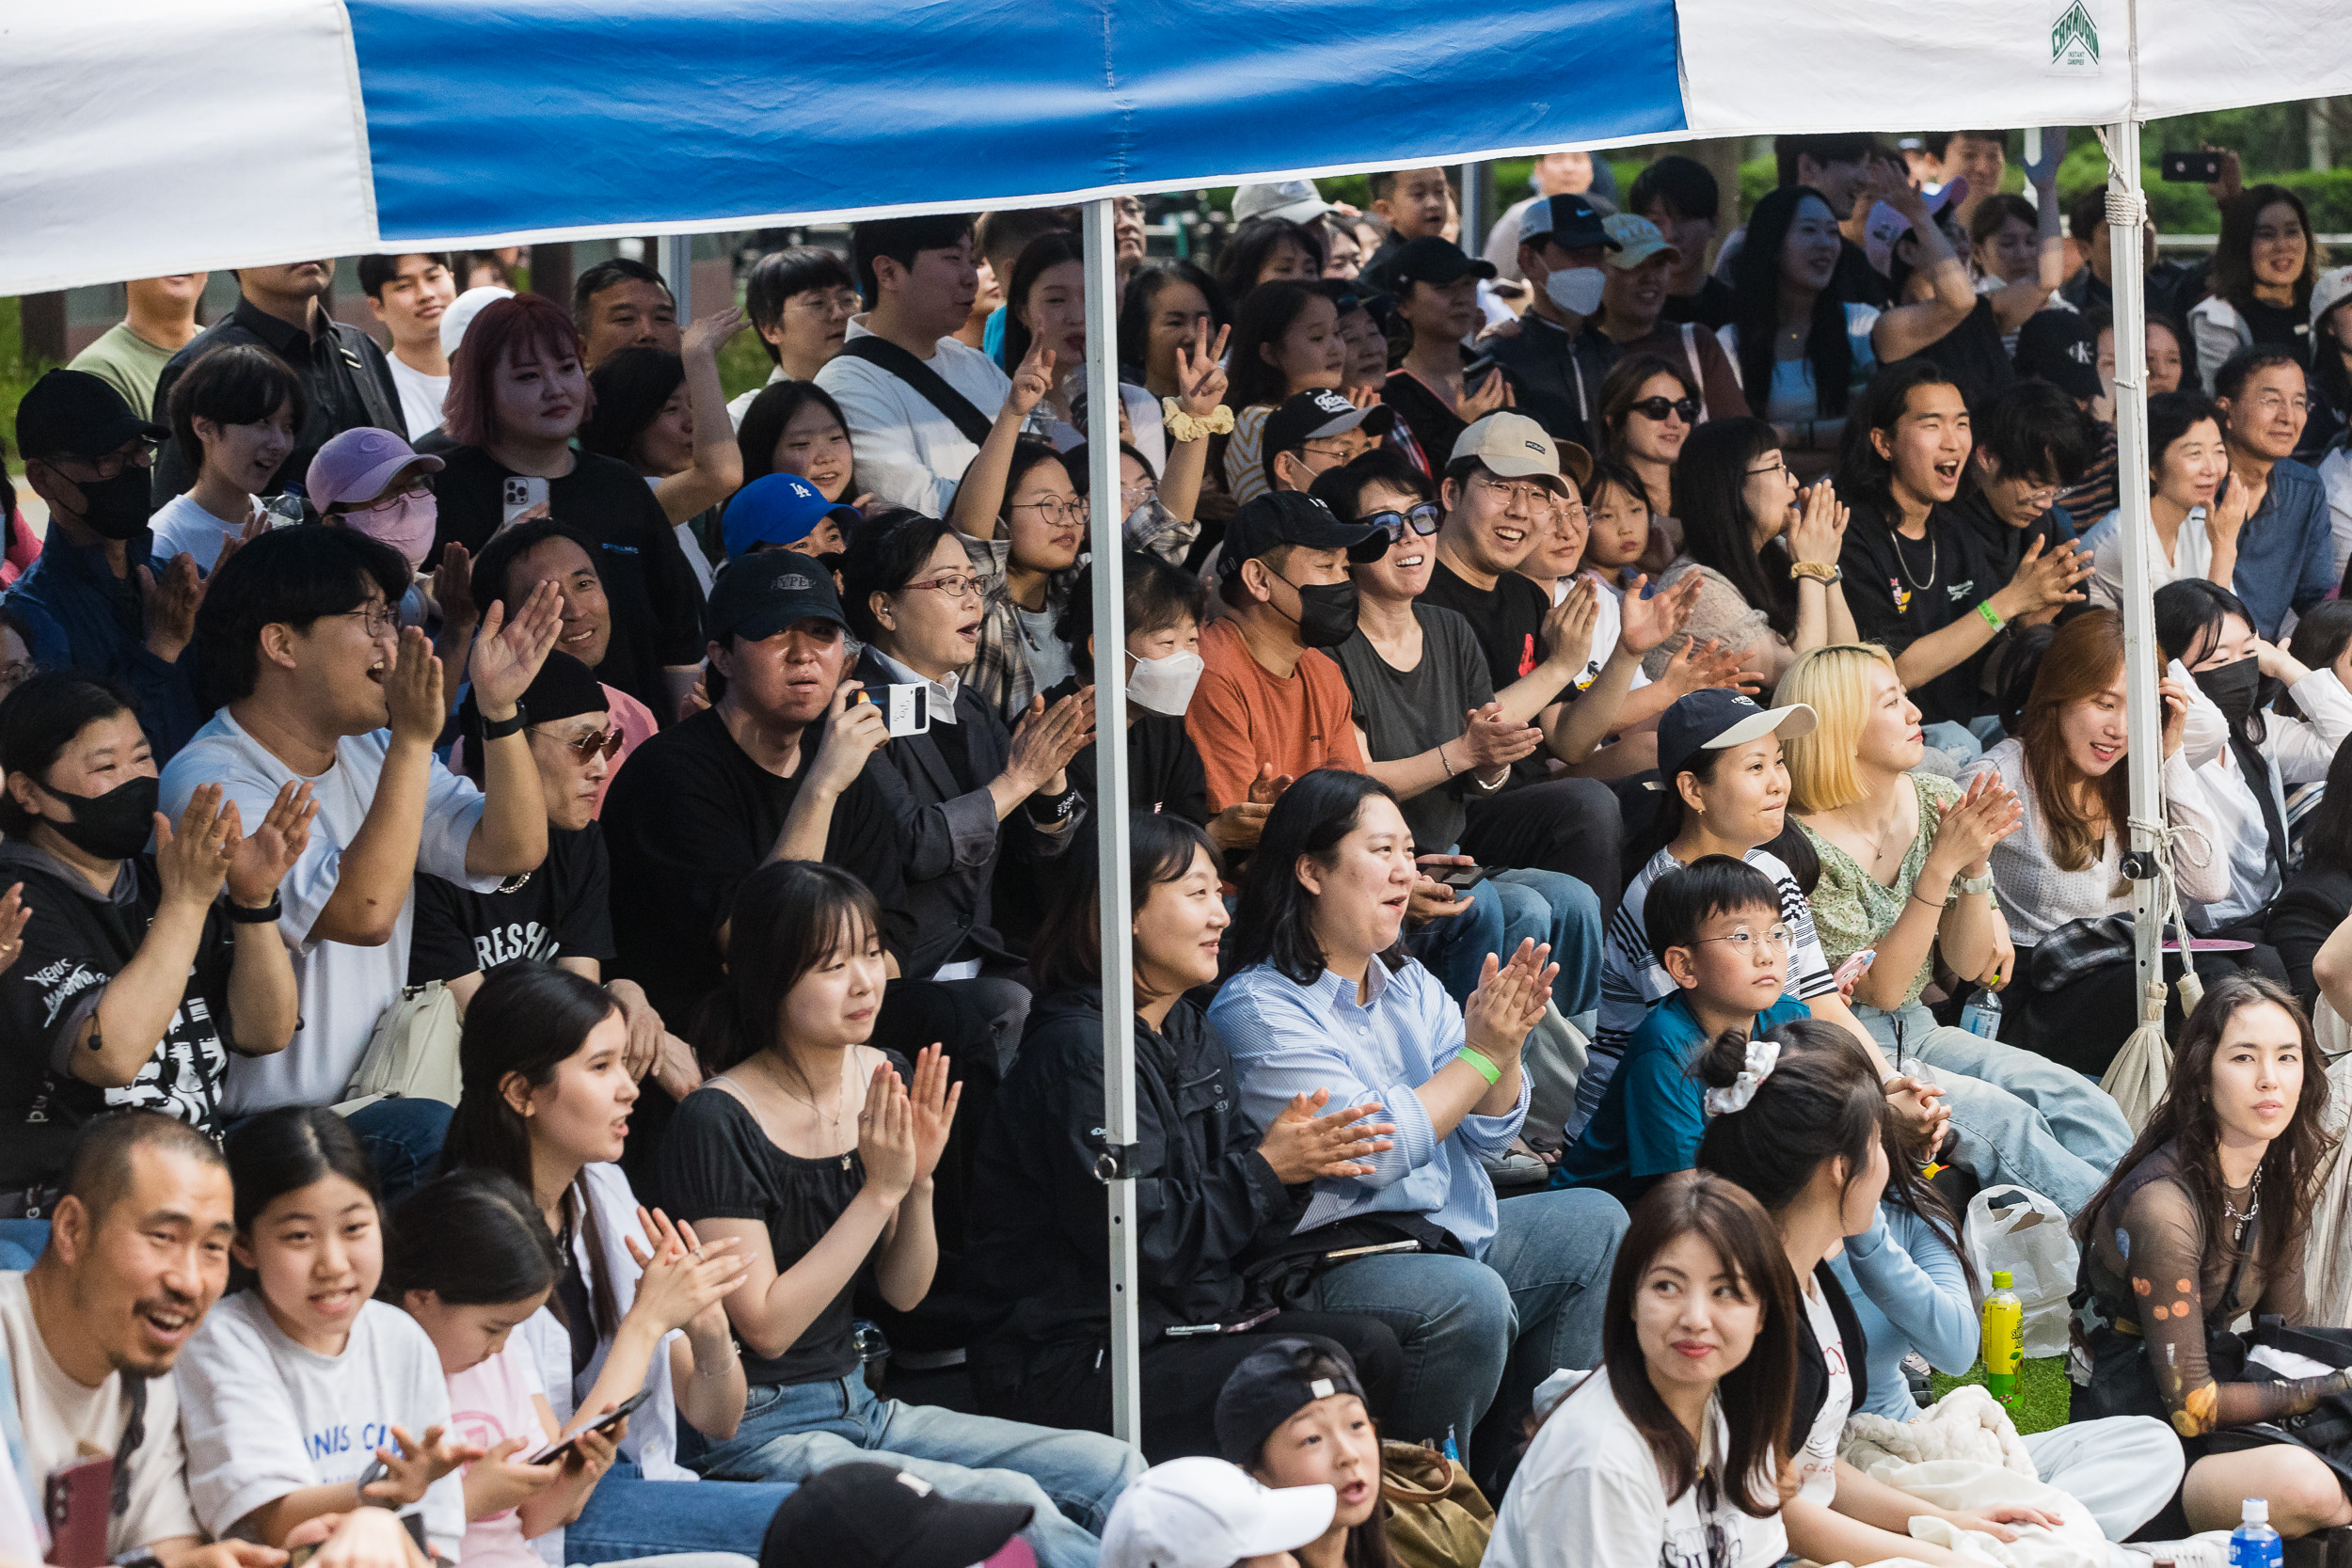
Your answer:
[148,261,404,504]
[1258,389,1394,498]
[1185,493,1382,816]
[759,1463,1034,1568]
[1484,194,1621,451]
[10,369,208,760]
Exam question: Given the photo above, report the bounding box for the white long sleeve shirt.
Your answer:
[2175,664,2352,927]
[815,317,1010,515]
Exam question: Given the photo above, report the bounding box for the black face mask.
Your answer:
[2193,655,2270,746]
[72,467,157,542]
[1279,578,1361,649]
[38,775,160,862]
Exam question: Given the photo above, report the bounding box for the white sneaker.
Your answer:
[2122,1531,2234,1568]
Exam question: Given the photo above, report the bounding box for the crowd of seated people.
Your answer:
[11,132,2352,1568]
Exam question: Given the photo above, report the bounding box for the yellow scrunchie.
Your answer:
[1162,398,1235,444]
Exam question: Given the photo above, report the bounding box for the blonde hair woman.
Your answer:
[1777,644,2133,1214]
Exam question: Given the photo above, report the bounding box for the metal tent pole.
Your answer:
[2104,108,2167,1008]
[658,233,694,318]
[1081,197,1145,1449]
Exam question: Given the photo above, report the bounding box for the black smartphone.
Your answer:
[530,1386,652,1465]
[1438,865,1491,892]
[2160,150,2225,183]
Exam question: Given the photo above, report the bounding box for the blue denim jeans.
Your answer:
[563,1465,793,1562]
[688,1373,1141,1568]
[1301,1186,1627,1470]
[343,1097,453,1206]
[0,1220,48,1272]
[1408,869,1602,1025]
[1860,1000,2134,1215]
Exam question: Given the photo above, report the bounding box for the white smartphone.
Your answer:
[856,684,930,737]
[501,475,549,530]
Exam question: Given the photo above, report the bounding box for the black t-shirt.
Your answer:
[1838,500,1997,726]
[600,707,914,1023]
[1381,372,1470,486]
[656,1072,905,1386]
[0,846,238,1191]
[430,447,707,697]
[2240,297,2313,365]
[408,826,616,985]
[1917,297,2014,413]
[1419,560,1552,693]
[1661,277,1737,331]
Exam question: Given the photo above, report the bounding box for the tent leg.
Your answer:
[2104,119,2167,1006]
[658,233,693,319]
[1081,197,1145,1451]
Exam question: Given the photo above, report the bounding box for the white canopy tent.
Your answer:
[11,0,2352,1447]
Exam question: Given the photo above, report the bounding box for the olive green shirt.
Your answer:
[1799,771,1995,1009]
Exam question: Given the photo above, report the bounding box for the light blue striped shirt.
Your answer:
[1208,956,1528,1258]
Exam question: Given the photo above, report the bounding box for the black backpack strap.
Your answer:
[836,336,996,447]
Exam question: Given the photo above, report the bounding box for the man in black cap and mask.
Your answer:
[11,369,208,760]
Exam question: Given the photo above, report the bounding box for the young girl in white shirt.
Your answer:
[1487,1169,1798,1568]
[176,1109,473,1561]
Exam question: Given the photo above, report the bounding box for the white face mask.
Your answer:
[1125,649,1205,717]
[1544,265,1607,318]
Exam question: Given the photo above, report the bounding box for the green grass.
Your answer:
[1930,1355,2073,1435]
[0,295,52,478]
[717,321,772,404]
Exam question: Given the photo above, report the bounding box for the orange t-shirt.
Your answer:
[1186,618,1366,813]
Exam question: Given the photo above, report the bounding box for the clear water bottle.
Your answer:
[2230,1497,2282,1568]
[1960,987,2003,1039]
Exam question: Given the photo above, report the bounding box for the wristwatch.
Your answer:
[1957,872,1995,895]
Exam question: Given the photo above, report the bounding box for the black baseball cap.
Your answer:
[1655,689,1817,782]
[705,549,850,644]
[15,368,165,464]
[2013,310,2103,403]
[758,1464,1033,1568]
[1386,235,1498,292]
[1263,389,1395,481]
[1215,1338,1371,1467]
[1518,194,1619,254]
[1218,491,1387,580]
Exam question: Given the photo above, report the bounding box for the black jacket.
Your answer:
[963,989,1304,1374]
[2268,863,2352,1008]
[1482,312,1602,455]
[150,297,403,503]
[1792,1261,1870,1455]
[854,647,1078,975]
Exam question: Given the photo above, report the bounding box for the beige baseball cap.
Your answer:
[1450,411,1592,493]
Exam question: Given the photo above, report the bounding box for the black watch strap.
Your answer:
[477,701,529,741]
[225,892,284,924]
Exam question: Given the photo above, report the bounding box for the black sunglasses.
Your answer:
[1361,502,1443,544]
[1628,395,1699,422]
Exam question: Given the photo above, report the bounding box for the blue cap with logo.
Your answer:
[1655,689,1817,782]
[723,472,863,562]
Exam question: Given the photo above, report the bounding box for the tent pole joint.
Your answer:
[1092,1144,1142,1183]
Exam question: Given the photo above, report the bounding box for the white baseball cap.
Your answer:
[1098,1459,1335,1568]
[2312,265,2352,332]
[440,284,516,358]
[1233,180,1335,227]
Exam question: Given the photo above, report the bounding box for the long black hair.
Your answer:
[1031,813,1221,995]
[1673,416,1797,637]
[1729,185,1857,420]
[1214,219,1327,305]
[579,345,685,470]
[1835,359,1961,516]
[736,380,853,491]
[225,1108,381,1292]
[381,1168,560,1307]
[1694,1018,1883,1216]
[1116,261,1231,376]
[1228,769,1408,986]
[697,861,884,1079]
[999,230,1084,376]
[1225,281,1332,412]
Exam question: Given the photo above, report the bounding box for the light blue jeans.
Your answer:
[564,1465,795,1561]
[1301,1186,1628,1470]
[688,1373,1141,1568]
[1409,867,1603,1027]
[1859,1000,2135,1214]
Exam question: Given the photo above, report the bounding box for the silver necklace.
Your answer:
[756,1052,856,1170]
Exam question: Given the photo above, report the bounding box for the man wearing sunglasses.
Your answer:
[1587,214,1749,420]
[413,652,703,1105]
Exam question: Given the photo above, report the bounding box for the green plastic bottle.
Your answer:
[1982,1269,2024,1406]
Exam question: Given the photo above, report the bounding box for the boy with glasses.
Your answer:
[1260,388,1394,496]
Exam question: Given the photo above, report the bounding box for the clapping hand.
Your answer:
[1463,939,1558,1067]
[468,577,563,719]
[906,1043,962,1186]
[1616,572,1703,657]
[225,780,317,908]
[1256,1088,1395,1183]
[1930,771,2023,874]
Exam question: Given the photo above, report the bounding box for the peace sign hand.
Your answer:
[1174,322,1232,420]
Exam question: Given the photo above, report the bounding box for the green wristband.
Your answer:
[1458,1048,1502,1085]
[1975,600,2006,632]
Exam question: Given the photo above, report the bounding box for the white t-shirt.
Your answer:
[1487,1368,1787,1568]
[815,318,1011,515]
[2081,504,2215,616]
[444,1335,548,1568]
[1549,570,1650,695]
[160,711,499,1113]
[151,493,255,575]
[386,356,451,442]
[0,1273,201,1556]
[1795,1279,1851,1507]
[176,1291,464,1560]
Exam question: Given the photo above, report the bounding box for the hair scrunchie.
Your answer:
[1703,1037,1781,1118]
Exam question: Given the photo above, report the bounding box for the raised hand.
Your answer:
[1540,576,1598,675]
[2021,127,2067,189]
[469,577,563,717]
[856,1061,918,1202]
[226,780,317,907]
[1255,1088,1396,1183]
[621,1207,749,1335]
[385,626,448,748]
[2208,471,2259,551]
[140,552,206,663]
[154,784,238,910]
[1460,370,1513,421]
[681,304,749,361]
[430,542,478,634]
[906,1043,963,1185]
[1463,939,1558,1067]
[0,884,28,975]
[1009,340,1057,419]
[1618,572,1704,656]
[1174,321,1232,419]
[1005,689,1095,795]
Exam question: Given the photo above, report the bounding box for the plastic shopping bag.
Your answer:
[1963,1185,2078,1359]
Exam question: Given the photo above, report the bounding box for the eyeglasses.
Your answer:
[1299,440,1359,469]
[57,439,159,481]
[902,572,984,602]
[535,724,625,760]
[1745,457,1790,479]
[1473,474,1557,511]
[352,479,433,515]
[1009,497,1086,525]
[1693,925,1791,955]
[338,601,399,639]
[0,661,35,695]
[1628,396,1700,423]
[1120,476,1159,509]
[1362,502,1442,544]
